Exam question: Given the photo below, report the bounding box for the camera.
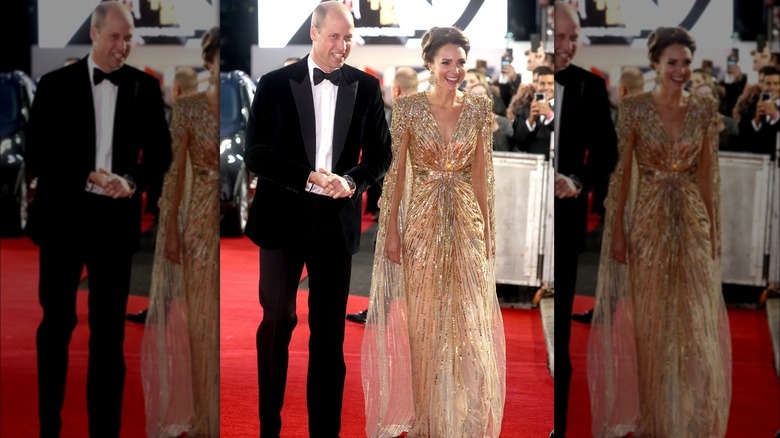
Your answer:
[534,92,546,102]
[762,92,771,101]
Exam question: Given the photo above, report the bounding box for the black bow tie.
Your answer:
[313,67,341,86]
[93,68,121,86]
[554,67,568,86]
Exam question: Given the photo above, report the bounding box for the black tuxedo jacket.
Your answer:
[26,57,172,251]
[244,56,392,255]
[556,65,618,253]
[513,104,554,159]
[737,107,779,159]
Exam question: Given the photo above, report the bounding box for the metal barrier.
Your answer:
[494,149,779,289]
[494,151,551,286]
[720,152,777,286]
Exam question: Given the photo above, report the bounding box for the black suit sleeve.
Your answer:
[130,74,171,192]
[342,80,392,195]
[512,106,535,152]
[26,74,57,179]
[245,73,315,192]
[578,75,618,192]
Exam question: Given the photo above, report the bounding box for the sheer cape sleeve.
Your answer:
[141,97,196,437]
[586,95,642,438]
[361,94,417,438]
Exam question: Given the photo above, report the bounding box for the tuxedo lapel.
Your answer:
[290,60,317,169]
[332,67,357,168]
[112,66,134,168]
[560,67,584,143]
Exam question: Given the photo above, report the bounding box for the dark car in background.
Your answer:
[220,70,256,236]
[0,70,36,236]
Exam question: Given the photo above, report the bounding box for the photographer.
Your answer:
[512,66,554,157]
[737,66,780,158]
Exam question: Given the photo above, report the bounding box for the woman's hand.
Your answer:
[610,228,627,264]
[165,228,182,264]
[385,225,401,265]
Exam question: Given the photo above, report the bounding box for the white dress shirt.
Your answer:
[306,55,339,195]
[86,55,118,195]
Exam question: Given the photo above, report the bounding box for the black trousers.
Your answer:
[256,193,352,438]
[36,197,132,438]
[553,251,579,435]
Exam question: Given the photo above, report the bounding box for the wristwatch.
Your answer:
[123,174,136,191]
[344,174,356,192]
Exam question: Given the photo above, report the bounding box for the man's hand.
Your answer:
[317,168,355,199]
[727,63,743,81]
[766,99,779,119]
[755,99,768,124]
[501,63,517,83]
[89,168,135,198]
[538,99,553,118]
[527,101,542,125]
[554,173,581,199]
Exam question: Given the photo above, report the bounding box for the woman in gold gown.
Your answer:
[141,27,220,437]
[588,27,731,438]
[362,27,506,438]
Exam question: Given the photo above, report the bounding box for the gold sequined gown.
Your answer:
[141,92,220,438]
[362,92,506,438]
[588,92,731,438]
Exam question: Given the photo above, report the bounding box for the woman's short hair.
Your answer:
[647,26,696,66]
[421,27,470,69]
[202,27,220,68]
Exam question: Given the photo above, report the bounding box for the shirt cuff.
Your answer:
[525,119,536,131]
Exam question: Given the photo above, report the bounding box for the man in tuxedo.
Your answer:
[244,2,392,436]
[25,2,171,437]
[551,2,618,437]
[738,66,780,158]
[513,66,555,157]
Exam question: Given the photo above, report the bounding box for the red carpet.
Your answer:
[219,236,554,437]
[568,295,780,437]
[0,237,149,437]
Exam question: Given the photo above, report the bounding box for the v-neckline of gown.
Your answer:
[423,91,466,145]
[647,91,691,145]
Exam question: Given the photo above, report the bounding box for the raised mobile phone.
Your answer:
[534,92,545,102]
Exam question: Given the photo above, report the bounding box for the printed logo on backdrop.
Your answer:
[574,0,730,47]
[258,0,506,48]
[38,0,216,48]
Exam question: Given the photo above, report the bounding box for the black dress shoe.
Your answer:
[571,309,593,324]
[550,429,564,438]
[346,309,368,324]
[126,309,148,324]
